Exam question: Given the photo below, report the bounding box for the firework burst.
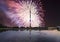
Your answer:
[0,0,45,27]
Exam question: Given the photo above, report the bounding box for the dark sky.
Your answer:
[42,0,60,26]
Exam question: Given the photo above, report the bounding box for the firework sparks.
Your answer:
[0,0,45,27]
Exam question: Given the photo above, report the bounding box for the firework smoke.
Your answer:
[0,0,45,27]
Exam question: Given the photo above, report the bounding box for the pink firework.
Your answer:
[0,0,45,27]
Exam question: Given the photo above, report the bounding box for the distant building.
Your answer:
[48,27,57,30]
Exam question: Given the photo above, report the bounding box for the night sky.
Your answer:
[42,0,60,26]
[0,0,60,27]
